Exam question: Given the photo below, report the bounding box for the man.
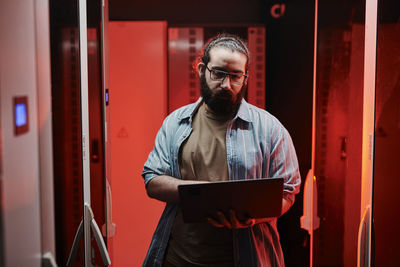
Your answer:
[142,34,301,266]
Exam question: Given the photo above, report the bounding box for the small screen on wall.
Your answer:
[13,96,29,136]
[15,103,27,127]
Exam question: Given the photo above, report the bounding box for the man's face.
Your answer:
[199,47,247,115]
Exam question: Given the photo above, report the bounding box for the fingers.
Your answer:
[207,210,256,229]
[207,211,232,228]
[217,211,232,228]
[244,217,256,227]
[229,210,255,228]
[207,217,224,228]
[229,210,240,229]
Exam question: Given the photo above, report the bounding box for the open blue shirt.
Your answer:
[142,99,301,267]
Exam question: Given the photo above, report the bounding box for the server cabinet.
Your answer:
[50,0,108,266]
[108,21,167,266]
[372,1,400,265]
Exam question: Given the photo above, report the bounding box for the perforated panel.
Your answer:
[248,27,266,109]
[168,27,203,113]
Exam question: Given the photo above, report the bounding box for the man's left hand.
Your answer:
[207,210,256,229]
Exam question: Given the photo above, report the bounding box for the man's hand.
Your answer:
[146,175,209,203]
[207,197,292,228]
[207,210,256,229]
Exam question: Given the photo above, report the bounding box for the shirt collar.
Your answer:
[235,98,252,123]
[177,98,202,121]
[178,98,253,123]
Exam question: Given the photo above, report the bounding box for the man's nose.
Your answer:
[220,75,232,89]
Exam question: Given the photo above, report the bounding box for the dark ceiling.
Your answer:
[109,0,269,24]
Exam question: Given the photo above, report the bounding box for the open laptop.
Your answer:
[178,178,284,223]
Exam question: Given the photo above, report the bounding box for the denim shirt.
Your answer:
[142,99,301,267]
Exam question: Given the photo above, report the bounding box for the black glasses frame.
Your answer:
[206,65,248,85]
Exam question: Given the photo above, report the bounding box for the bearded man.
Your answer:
[142,34,301,267]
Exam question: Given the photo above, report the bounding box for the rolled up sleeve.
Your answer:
[268,126,301,206]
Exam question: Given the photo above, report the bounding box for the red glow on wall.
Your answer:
[109,21,167,266]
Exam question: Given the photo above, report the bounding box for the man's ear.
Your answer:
[197,62,205,77]
[244,72,249,86]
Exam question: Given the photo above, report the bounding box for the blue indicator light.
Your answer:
[15,103,27,127]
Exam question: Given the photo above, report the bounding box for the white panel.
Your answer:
[0,0,42,266]
[359,0,378,266]
[35,0,56,259]
[76,0,93,265]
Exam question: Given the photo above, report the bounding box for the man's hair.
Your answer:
[200,33,250,72]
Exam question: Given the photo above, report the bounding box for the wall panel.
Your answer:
[109,21,167,266]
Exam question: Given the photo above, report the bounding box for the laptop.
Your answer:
[178,178,284,223]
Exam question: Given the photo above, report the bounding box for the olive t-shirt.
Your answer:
[164,103,234,266]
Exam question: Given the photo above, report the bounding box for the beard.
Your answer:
[200,73,246,116]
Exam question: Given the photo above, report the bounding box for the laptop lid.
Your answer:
[178,178,284,223]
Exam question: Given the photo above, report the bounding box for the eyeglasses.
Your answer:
[206,66,247,85]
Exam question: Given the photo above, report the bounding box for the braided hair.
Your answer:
[200,33,250,72]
